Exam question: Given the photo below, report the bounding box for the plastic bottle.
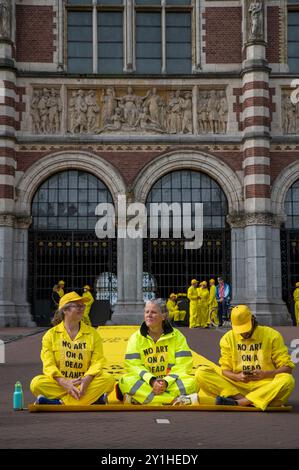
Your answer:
[13,381,24,410]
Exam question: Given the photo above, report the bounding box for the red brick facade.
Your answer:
[204,7,242,64]
[16,5,55,63]
[266,7,281,63]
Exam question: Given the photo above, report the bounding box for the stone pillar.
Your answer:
[228,212,290,325]
[13,217,35,326]
[112,236,144,324]
[0,215,16,326]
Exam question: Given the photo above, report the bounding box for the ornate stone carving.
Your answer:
[248,1,264,41]
[31,88,62,134]
[282,91,299,134]
[198,90,228,134]
[0,0,11,39]
[0,214,14,227]
[227,212,286,228]
[14,216,32,230]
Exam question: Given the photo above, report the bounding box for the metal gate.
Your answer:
[28,230,116,325]
[281,228,299,324]
[143,230,231,299]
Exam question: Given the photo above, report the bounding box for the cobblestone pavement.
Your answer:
[0,326,298,450]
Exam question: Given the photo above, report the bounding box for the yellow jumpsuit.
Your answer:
[82,290,94,326]
[198,288,210,327]
[30,321,115,405]
[195,325,295,410]
[166,299,186,322]
[118,324,197,405]
[293,288,299,326]
[57,288,64,298]
[187,286,199,328]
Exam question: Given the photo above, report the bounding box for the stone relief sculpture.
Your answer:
[282,92,299,134]
[197,90,228,134]
[29,86,228,135]
[0,0,11,39]
[248,1,264,41]
[31,88,62,134]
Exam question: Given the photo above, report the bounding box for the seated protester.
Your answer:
[166,293,186,325]
[30,292,115,405]
[117,299,198,405]
[195,305,295,410]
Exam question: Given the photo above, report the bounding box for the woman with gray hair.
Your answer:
[117,299,198,405]
[30,291,115,405]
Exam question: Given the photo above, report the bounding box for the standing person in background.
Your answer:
[51,285,60,315]
[293,282,299,326]
[209,279,218,324]
[216,277,230,327]
[82,285,94,326]
[57,280,65,298]
[198,281,210,328]
[187,279,199,328]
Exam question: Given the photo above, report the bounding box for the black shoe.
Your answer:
[216,395,237,406]
[115,382,124,402]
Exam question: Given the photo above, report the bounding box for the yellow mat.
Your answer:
[28,404,292,412]
[27,326,293,412]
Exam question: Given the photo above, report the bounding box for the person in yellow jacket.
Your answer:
[30,291,115,405]
[166,293,186,324]
[82,285,94,326]
[57,280,65,298]
[117,299,198,405]
[195,305,295,410]
[198,281,210,327]
[187,279,199,328]
[293,282,299,326]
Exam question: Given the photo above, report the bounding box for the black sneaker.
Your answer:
[216,395,237,406]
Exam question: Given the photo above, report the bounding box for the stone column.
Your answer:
[112,236,144,324]
[228,212,290,325]
[0,215,16,326]
[13,217,35,326]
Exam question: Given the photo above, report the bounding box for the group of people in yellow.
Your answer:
[293,282,299,326]
[187,278,218,328]
[30,292,295,410]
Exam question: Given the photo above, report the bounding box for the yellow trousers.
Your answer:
[195,365,295,411]
[295,301,299,326]
[30,372,115,405]
[118,373,197,405]
[174,310,186,322]
[199,301,209,327]
[189,300,199,328]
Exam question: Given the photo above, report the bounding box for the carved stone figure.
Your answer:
[47,88,62,134]
[30,90,41,134]
[86,90,100,133]
[218,91,228,134]
[0,0,11,39]
[198,93,209,133]
[118,86,140,127]
[248,1,263,40]
[101,88,117,125]
[38,88,50,134]
[97,107,123,132]
[181,92,193,134]
[167,90,184,134]
[282,92,298,134]
[71,89,88,133]
[207,90,219,134]
[135,106,165,133]
[143,88,164,127]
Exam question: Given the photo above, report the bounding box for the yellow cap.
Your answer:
[296,282,299,287]
[58,280,65,285]
[59,291,88,310]
[191,279,198,284]
[170,293,176,298]
[209,279,215,284]
[84,285,91,290]
[231,305,253,334]
[201,281,207,286]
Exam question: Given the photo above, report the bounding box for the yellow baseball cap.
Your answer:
[201,281,207,286]
[58,280,65,285]
[191,279,198,284]
[84,285,91,290]
[296,282,299,287]
[170,293,176,298]
[209,279,215,284]
[231,305,253,334]
[59,291,88,310]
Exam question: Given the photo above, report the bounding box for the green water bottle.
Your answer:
[13,381,24,410]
